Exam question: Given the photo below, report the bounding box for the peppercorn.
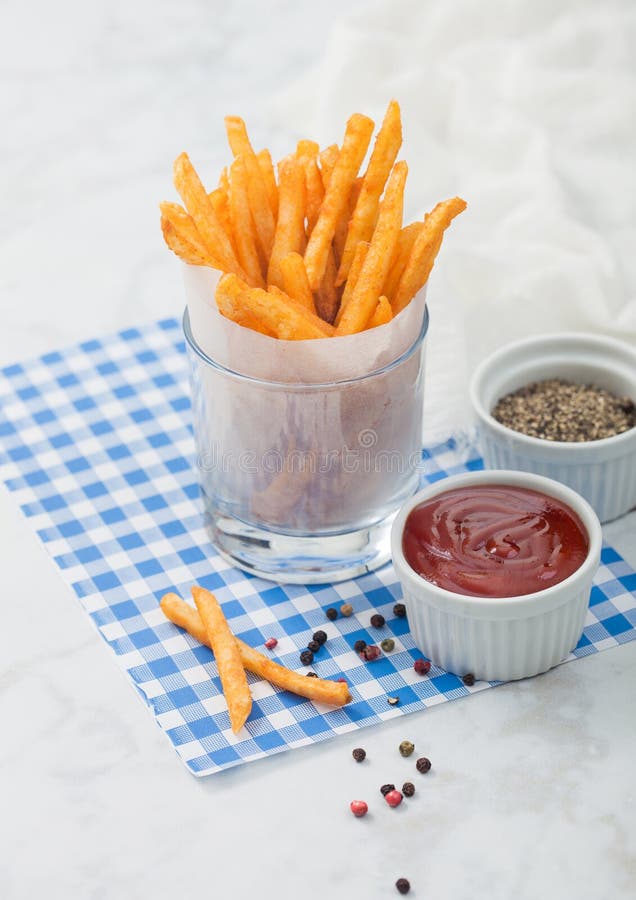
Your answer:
[300,649,314,665]
[396,877,410,894]
[393,603,407,618]
[353,639,367,653]
[416,757,431,774]
[413,658,431,675]
[352,747,366,763]
[385,789,403,808]
[370,613,385,628]
[306,671,318,677]
[387,696,400,706]
[463,672,476,686]
[313,630,327,645]
[325,607,338,621]
[264,637,278,650]
[340,603,353,617]
[399,740,414,757]
[402,782,415,797]
[307,640,320,653]
[360,644,381,661]
[380,783,395,796]
[350,800,368,818]
[381,638,395,652]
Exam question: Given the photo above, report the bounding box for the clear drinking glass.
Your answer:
[184,307,429,583]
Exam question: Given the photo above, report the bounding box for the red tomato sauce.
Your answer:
[402,485,589,598]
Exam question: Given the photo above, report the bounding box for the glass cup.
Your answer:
[184,307,429,583]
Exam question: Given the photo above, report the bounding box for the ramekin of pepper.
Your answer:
[469,332,636,522]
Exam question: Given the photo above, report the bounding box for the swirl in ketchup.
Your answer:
[402,485,589,598]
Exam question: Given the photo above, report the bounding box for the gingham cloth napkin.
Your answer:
[1,318,635,776]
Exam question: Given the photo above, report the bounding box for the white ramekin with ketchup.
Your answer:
[391,470,602,682]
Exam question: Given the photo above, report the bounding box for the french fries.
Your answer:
[304,114,374,290]
[161,101,467,339]
[336,161,408,335]
[191,586,252,733]
[160,592,351,708]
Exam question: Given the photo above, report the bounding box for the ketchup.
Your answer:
[402,485,588,598]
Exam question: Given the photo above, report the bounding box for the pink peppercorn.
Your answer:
[360,645,382,662]
[264,638,278,650]
[350,800,368,817]
[384,790,403,808]
[413,658,431,675]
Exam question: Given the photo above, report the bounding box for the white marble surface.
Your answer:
[1,2,635,898]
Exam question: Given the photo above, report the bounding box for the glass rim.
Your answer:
[182,305,429,389]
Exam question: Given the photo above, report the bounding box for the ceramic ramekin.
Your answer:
[469,332,636,523]
[390,470,602,682]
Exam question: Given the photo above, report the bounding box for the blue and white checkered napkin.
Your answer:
[1,318,635,776]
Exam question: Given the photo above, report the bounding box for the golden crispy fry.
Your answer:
[207,187,235,259]
[160,216,210,266]
[228,156,265,287]
[335,240,369,326]
[191,586,252,733]
[304,114,374,290]
[392,197,467,313]
[318,144,339,189]
[160,593,351,707]
[367,295,393,329]
[280,252,317,314]
[219,275,333,340]
[173,152,246,277]
[336,100,403,285]
[382,221,423,302]
[334,176,362,265]
[216,273,275,336]
[336,161,408,335]
[159,201,216,262]
[297,139,320,159]
[225,116,276,258]
[267,155,306,290]
[218,166,230,194]
[314,250,340,324]
[256,148,278,218]
[300,150,325,232]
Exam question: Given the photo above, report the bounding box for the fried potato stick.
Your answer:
[336,160,408,335]
[256,148,278,218]
[159,201,218,264]
[191,586,252,733]
[160,593,351,707]
[268,155,306,290]
[334,240,369,326]
[382,221,423,303]
[336,100,402,285]
[225,116,276,258]
[367,295,393,329]
[304,115,374,290]
[229,156,265,287]
[392,197,467,313]
[173,152,246,278]
[216,270,275,336]
[160,216,210,267]
[280,252,317,314]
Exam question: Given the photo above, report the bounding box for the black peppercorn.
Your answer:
[353,639,367,653]
[393,603,406,618]
[325,607,338,621]
[352,748,366,762]
[402,782,415,797]
[307,640,320,653]
[300,649,314,665]
[305,671,318,677]
[380,783,395,796]
[313,630,327,645]
[416,757,431,774]
[370,613,385,628]
[463,672,476,686]
[396,877,410,894]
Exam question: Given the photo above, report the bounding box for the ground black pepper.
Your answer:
[492,378,635,442]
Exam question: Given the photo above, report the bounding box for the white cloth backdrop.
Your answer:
[270,0,636,440]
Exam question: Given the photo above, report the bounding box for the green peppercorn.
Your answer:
[399,740,415,758]
[381,638,395,652]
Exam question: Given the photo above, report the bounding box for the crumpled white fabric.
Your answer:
[269,0,636,440]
